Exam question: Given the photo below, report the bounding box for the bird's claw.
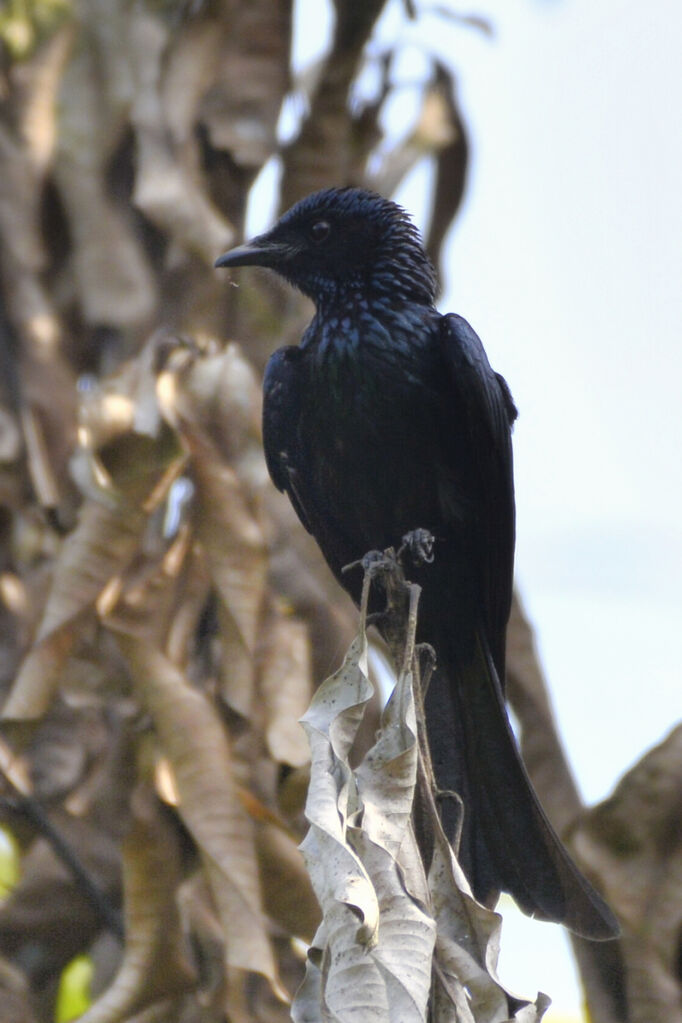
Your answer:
[399,529,435,567]
[342,548,389,576]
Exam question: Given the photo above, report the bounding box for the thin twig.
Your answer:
[0,773,124,940]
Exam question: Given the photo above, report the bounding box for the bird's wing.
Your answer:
[439,312,517,675]
[262,346,313,534]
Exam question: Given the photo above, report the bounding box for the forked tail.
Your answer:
[424,632,619,940]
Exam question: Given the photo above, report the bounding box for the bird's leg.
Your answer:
[341,548,388,578]
[343,547,403,630]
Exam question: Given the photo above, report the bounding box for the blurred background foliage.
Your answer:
[0,1,679,1021]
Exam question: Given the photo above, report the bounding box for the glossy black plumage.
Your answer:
[216,187,618,939]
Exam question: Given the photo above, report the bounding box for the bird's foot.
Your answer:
[342,548,391,577]
[399,528,435,567]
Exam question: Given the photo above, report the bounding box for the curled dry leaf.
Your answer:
[353,664,436,1019]
[53,15,156,329]
[0,26,70,352]
[293,570,551,1022]
[190,442,267,711]
[259,612,312,768]
[129,9,234,263]
[118,637,279,989]
[157,349,269,715]
[429,833,549,1023]
[368,69,459,201]
[77,784,195,1023]
[197,1,291,172]
[254,820,320,944]
[162,341,264,481]
[296,629,433,1022]
[2,500,146,721]
[3,411,185,721]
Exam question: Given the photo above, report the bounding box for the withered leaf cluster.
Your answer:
[0,2,469,1020]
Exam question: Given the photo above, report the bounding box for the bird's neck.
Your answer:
[310,279,432,322]
[302,288,437,366]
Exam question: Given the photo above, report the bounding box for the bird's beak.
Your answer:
[214,234,287,270]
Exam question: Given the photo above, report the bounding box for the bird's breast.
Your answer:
[297,312,451,551]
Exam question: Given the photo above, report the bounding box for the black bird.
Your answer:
[216,187,618,939]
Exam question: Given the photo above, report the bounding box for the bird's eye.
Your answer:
[310,220,331,243]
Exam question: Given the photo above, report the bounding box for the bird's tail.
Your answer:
[424,632,618,940]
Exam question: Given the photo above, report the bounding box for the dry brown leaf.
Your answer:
[164,545,213,667]
[368,74,458,199]
[193,452,266,704]
[157,346,268,661]
[155,340,270,715]
[254,821,320,943]
[162,342,264,478]
[259,612,312,768]
[0,64,77,505]
[4,350,188,721]
[52,12,156,329]
[77,784,195,1023]
[129,9,234,264]
[2,500,146,721]
[119,637,279,988]
[158,379,268,713]
[160,18,224,149]
[572,725,682,1023]
[102,523,194,652]
[0,27,68,353]
[176,871,230,1017]
[423,62,469,284]
[214,599,257,721]
[198,2,290,172]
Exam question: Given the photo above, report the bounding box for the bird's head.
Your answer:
[215,187,437,307]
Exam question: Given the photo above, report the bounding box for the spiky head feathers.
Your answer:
[217,187,437,307]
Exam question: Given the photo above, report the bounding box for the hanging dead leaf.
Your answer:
[2,499,146,721]
[0,27,69,354]
[52,10,155,330]
[178,444,267,713]
[118,637,279,989]
[259,611,312,768]
[293,559,552,1022]
[254,820,320,943]
[129,9,234,264]
[198,2,290,172]
[77,784,195,1023]
[161,341,264,480]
